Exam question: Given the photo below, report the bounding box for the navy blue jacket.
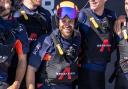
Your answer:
[78,8,117,63]
[0,18,29,82]
[29,29,81,69]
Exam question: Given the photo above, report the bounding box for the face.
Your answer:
[59,16,75,39]
[31,0,42,6]
[0,0,11,17]
[125,0,128,16]
[89,0,106,11]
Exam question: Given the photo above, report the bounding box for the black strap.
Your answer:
[50,33,60,47]
[82,8,109,41]
[50,32,79,64]
[50,32,64,56]
[51,14,58,30]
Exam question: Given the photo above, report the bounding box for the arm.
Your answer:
[114,15,126,37]
[8,24,29,89]
[13,53,27,89]
[116,15,128,69]
[114,15,128,50]
[26,65,37,89]
[26,36,51,89]
[114,15,128,79]
[7,41,27,89]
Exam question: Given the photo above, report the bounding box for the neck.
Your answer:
[61,33,73,40]
[62,35,70,39]
[92,7,104,16]
[23,0,37,10]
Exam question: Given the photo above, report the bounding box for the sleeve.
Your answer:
[77,10,88,33]
[15,24,29,54]
[78,10,87,24]
[78,10,88,41]
[109,11,118,52]
[15,39,24,55]
[29,36,51,69]
[77,10,89,60]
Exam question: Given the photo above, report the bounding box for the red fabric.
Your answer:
[43,53,51,61]
[29,33,37,41]
[58,66,71,80]
[100,39,110,52]
[15,40,23,55]
[37,83,43,89]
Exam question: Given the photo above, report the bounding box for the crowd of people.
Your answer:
[0,0,128,89]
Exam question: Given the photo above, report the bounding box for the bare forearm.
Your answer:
[26,65,36,89]
[14,54,27,88]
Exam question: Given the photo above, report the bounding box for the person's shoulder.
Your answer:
[12,19,25,32]
[78,8,89,23]
[13,10,21,18]
[37,34,52,45]
[38,6,51,17]
[80,7,90,12]
[74,29,81,38]
[13,4,27,18]
[104,8,116,18]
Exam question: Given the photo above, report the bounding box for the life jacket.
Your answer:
[18,6,51,42]
[0,19,17,72]
[38,29,80,84]
[78,8,116,62]
[82,8,115,51]
[16,6,51,53]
